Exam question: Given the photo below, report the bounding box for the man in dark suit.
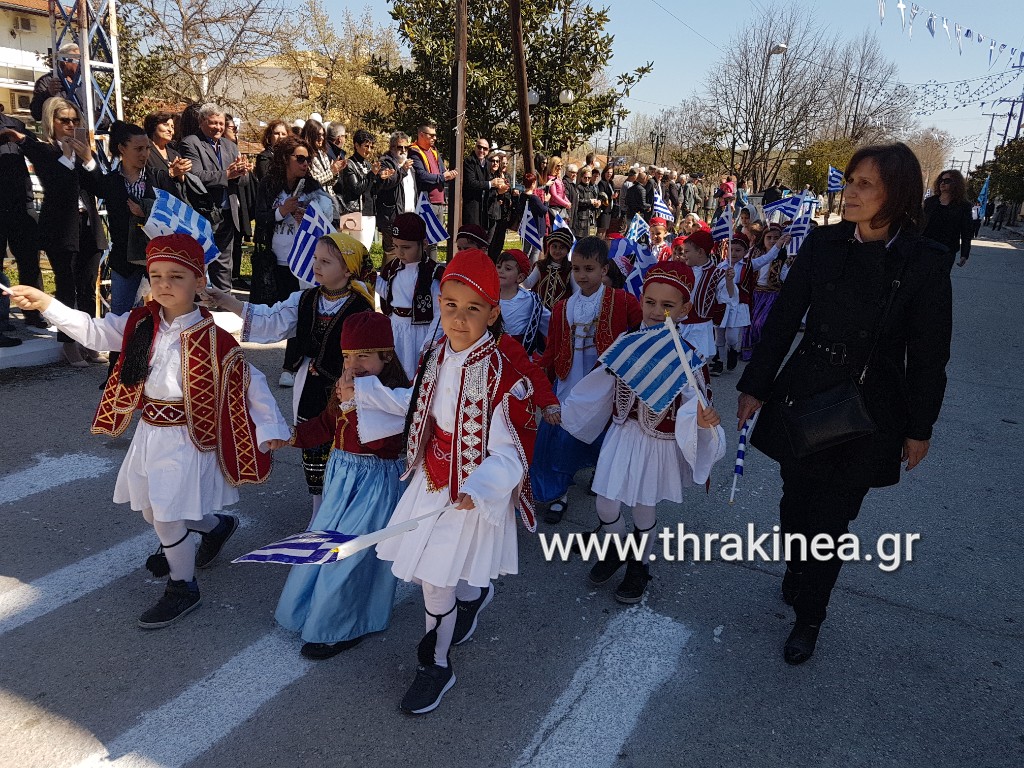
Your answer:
[178,103,250,291]
[462,136,494,228]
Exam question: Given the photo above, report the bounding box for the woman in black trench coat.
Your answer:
[736,143,953,664]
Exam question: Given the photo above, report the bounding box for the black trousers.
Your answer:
[46,212,101,343]
[273,264,303,372]
[0,209,41,290]
[207,214,236,292]
[779,463,870,624]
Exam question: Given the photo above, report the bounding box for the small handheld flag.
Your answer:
[287,203,334,284]
[622,240,658,299]
[625,213,651,243]
[143,189,219,264]
[977,174,991,213]
[827,165,845,193]
[762,195,803,221]
[711,207,733,242]
[417,192,449,245]
[729,410,760,504]
[783,198,814,255]
[518,203,544,251]
[551,211,570,232]
[652,185,676,222]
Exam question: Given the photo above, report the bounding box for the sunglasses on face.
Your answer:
[396,145,409,150]
[477,144,489,150]
[424,132,437,138]
[292,155,310,164]
[56,116,81,125]
[938,177,952,184]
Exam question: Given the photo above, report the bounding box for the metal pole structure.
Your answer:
[447,0,468,247]
[510,0,534,176]
[980,112,1006,168]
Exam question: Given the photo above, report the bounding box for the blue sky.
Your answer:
[325,0,1023,163]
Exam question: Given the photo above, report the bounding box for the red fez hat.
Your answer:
[391,212,426,242]
[456,224,490,248]
[501,248,532,279]
[650,217,668,228]
[672,236,687,249]
[643,262,695,301]
[608,232,624,240]
[686,229,715,253]
[341,311,394,353]
[731,232,750,249]
[441,248,500,306]
[146,233,205,277]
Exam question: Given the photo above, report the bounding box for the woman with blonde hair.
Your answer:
[1,97,106,366]
[539,155,572,223]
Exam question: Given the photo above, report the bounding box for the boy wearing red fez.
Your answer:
[533,236,643,523]
[349,248,538,715]
[376,212,445,379]
[496,248,549,355]
[268,312,410,660]
[649,216,671,262]
[561,261,726,603]
[9,235,290,629]
[678,228,731,375]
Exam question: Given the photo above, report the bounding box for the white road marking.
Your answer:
[1,452,116,505]
[69,631,312,768]
[0,532,152,636]
[511,606,691,768]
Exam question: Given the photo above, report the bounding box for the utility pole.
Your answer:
[980,112,1007,167]
[447,0,467,244]
[510,0,533,176]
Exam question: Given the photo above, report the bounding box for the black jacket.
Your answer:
[624,183,648,219]
[0,114,32,214]
[461,155,490,228]
[375,153,416,231]
[737,221,952,488]
[336,152,380,216]
[922,196,972,265]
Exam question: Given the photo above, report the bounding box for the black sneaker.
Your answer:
[452,585,493,645]
[0,334,22,348]
[138,578,201,629]
[301,636,365,659]
[709,359,724,377]
[195,514,238,568]
[588,547,626,585]
[614,561,652,604]
[726,348,738,371]
[400,661,456,715]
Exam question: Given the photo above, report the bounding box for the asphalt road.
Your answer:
[1,231,1021,768]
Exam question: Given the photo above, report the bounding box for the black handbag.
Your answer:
[763,253,909,459]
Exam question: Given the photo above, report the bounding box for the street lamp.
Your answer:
[650,129,666,165]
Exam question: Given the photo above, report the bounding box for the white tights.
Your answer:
[144,509,220,583]
[715,326,744,359]
[595,496,658,560]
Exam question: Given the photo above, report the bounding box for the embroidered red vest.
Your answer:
[543,288,640,382]
[683,261,727,326]
[92,303,272,487]
[404,337,539,531]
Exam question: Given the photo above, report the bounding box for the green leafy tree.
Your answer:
[991,138,1024,206]
[787,138,857,193]
[367,0,651,154]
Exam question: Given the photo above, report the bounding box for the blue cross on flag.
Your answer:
[519,203,544,251]
[652,185,675,222]
[417,192,450,245]
[625,213,651,243]
[711,207,733,242]
[827,165,845,193]
[287,202,335,284]
[783,196,814,254]
[762,194,803,221]
[233,530,360,565]
[143,189,219,264]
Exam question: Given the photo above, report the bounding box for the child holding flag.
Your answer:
[532,237,643,523]
[208,233,374,519]
[677,229,731,375]
[742,224,794,361]
[267,312,409,660]
[561,262,726,602]
[8,235,290,628]
[347,249,538,715]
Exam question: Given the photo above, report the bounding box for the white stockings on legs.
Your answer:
[595,495,627,537]
[631,503,658,561]
[455,579,482,603]
[152,520,196,582]
[421,583,457,668]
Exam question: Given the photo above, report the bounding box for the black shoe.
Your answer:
[232,277,252,290]
[23,310,50,330]
[588,547,626,585]
[614,560,652,604]
[781,567,802,606]
[301,636,365,659]
[0,334,22,348]
[726,348,738,371]
[452,585,493,645]
[194,514,238,568]
[544,498,567,524]
[709,359,724,377]
[784,621,821,665]
[400,661,456,715]
[138,578,201,629]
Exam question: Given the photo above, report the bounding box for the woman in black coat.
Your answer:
[2,97,106,366]
[922,169,974,269]
[736,143,953,665]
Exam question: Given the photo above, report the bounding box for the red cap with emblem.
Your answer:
[391,212,426,242]
[341,311,394,353]
[650,217,668,228]
[500,248,532,279]
[440,248,500,306]
[643,262,695,301]
[146,233,205,277]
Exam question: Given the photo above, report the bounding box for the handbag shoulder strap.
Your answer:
[858,241,912,383]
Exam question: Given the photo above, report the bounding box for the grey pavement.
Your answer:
[0,231,1021,768]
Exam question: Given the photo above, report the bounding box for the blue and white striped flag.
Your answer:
[623,240,659,298]
[143,189,219,264]
[233,530,359,565]
[977,174,991,214]
[417,192,449,245]
[551,211,570,232]
[287,203,335,284]
[711,207,733,241]
[518,203,544,251]
[827,165,845,193]
[625,213,650,243]
[762,194,803,221]
[735,418,754,477]
[608,237,635,275]
[784,198,814,254]
[599,325,707,415]
[651,185,675,222]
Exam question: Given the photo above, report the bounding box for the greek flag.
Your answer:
[652,185,675,222]
[599,325,706,415]
[233,531,359,566]
[143,189,219,264]
[977,175,991,214]
[416,192,449,245]
[518,203,544,251]
[735,417,754,477]
[762,194,803,221]
[827,165,845,193]
[608,237,635,278]
[551,211,570,231]
[784,199,814,254]
[623,240,659,298]
[625,213,650,243]
[711,207,732,242]
[287,203,335,284]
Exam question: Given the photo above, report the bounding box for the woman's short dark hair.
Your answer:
[931,168,968,204]
[844,142,924,235]
[142,111,174,139]
[353,128,375,146]
[261,119,288,149]
[109,120,147,156]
